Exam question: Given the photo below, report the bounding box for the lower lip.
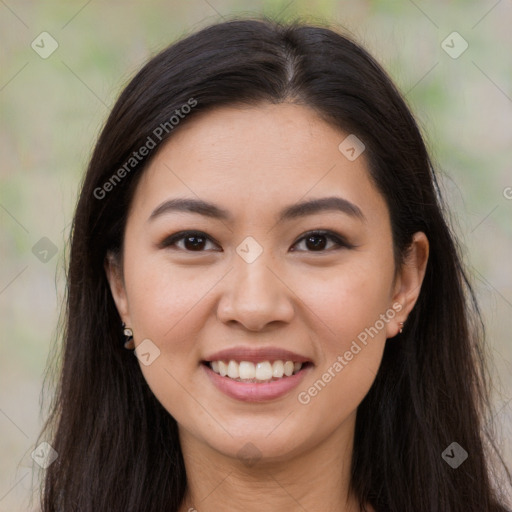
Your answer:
[202,363,312,402]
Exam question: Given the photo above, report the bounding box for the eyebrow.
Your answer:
[148,196,366,224]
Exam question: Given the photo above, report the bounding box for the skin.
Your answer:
[106,102,429,512]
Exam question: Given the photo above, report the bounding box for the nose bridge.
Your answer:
[216,243,294,329]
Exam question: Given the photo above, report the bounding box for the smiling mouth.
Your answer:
[202,360,312,383]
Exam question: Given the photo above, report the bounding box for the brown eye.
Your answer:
[181,234,208,251]
[160,231,219,252]
[160,229,353,253]
[291,230,353,252]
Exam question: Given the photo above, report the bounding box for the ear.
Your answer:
[104,251,131,326]
[386,231,429,338]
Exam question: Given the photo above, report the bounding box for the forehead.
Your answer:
[131,102,388,226]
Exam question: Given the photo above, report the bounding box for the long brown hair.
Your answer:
[37,17,512,511]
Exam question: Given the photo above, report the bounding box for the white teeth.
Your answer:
[255,361,273,380]
[227,360,239,379]
[208,359,304,381]
[272,360,284,378]
[283,361,294,376]
[239,361,255,379]
[218,361,228,377]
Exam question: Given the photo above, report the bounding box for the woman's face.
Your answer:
[107,102,427,463]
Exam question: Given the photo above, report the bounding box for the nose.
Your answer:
[216,253,295,331]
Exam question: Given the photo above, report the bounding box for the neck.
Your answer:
[177,411,369,512]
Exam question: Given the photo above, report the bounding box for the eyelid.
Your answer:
[293,230,355,251]
[158,230,220,251]
[159,229,355,252]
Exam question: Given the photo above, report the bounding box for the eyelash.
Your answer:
[159,229,354,253]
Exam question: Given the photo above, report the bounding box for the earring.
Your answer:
[122,322,135,350]
[399,321,404,334]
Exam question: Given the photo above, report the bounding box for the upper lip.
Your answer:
[203,346,312,364]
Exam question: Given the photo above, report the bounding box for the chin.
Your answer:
[199,424,313,465]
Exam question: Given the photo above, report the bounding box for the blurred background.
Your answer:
[1,0,511,510]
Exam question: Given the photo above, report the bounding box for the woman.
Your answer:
[37,17,511,511]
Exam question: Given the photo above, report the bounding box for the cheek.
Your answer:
[306,257,394,349]
[122,254,209,420]
[296,341,384,437]
[124,251,212,342]
[298,256,394,415]
[295,266,392,421]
